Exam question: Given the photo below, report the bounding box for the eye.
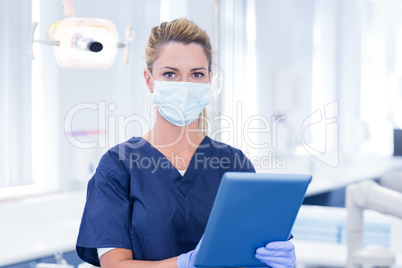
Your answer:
[163,72,177,78]
[192,72,204,78]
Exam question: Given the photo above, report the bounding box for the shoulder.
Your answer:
[205,136,246,157]
[204,136,255,172]
[97,136,145,176]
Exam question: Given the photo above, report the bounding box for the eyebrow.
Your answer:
[162,66,207,72]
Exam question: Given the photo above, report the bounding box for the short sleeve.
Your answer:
[240,152,256,173]
[233,149,256,173]
[76,149,131,267]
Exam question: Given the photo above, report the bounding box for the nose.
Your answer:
[182,76,191,82]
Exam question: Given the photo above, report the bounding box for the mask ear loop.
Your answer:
[151,74,156,83]
[211,69,223,101]
[147,71,157,94]
[146,70,157,128]
[148,71,156,84]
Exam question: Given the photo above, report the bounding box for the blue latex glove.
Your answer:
[254,241,296,268]
[177,236,203,268]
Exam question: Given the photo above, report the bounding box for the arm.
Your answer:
[100,248,178,268]
[100,236,202,268]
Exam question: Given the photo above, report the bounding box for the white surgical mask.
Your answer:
[152,78,211,126]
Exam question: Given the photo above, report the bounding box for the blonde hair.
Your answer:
[145,18,212,134]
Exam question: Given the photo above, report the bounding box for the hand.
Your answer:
[254,241,296,268]
[176,236,203,268]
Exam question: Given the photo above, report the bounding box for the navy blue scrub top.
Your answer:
[76,136,255,266]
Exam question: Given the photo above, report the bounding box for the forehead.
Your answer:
[154,42,208,69]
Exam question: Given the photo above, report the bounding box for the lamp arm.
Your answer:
[30,22,60,60]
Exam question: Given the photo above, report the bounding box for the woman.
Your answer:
[76,18,295,268]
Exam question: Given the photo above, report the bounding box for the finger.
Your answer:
[265,241,295,251]
[255,247,295,257]
[195,235,204,251]
[256,250,296,259]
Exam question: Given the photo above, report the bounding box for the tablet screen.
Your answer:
[195,172,312,267]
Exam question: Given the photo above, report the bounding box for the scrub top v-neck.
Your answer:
[76,135,255,267]
[139,135,208,196]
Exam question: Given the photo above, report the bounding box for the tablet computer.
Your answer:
[194,172,312,267]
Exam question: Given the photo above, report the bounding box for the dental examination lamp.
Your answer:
[29,0,133,69]
[346,180,402,268]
